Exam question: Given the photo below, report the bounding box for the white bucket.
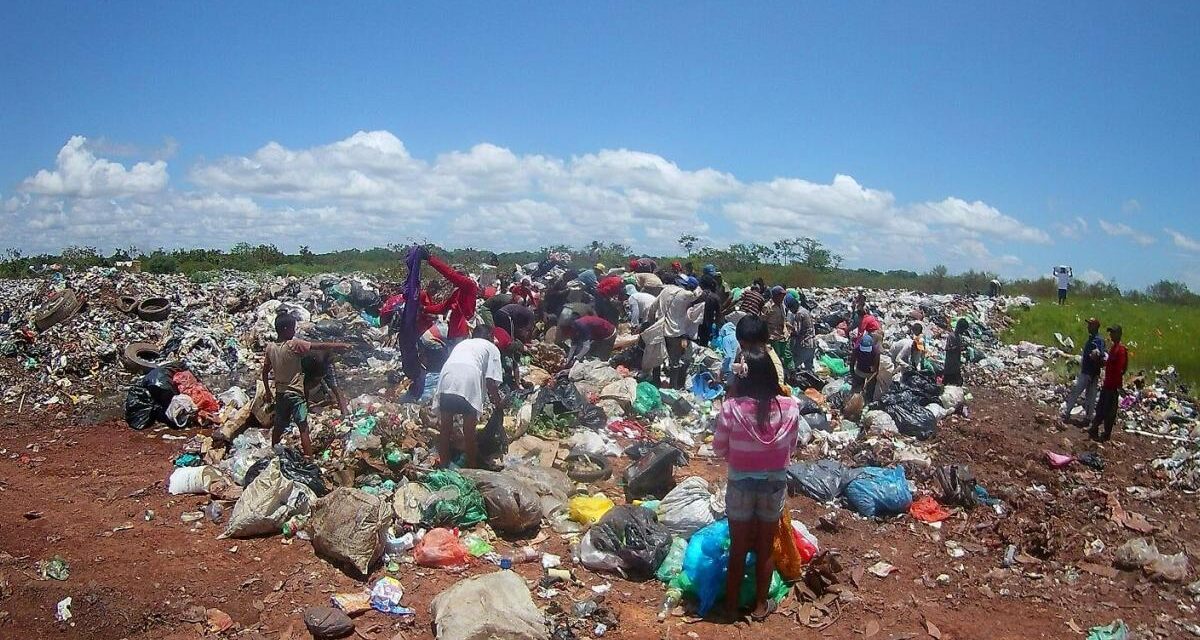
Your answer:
[168,465,219,495]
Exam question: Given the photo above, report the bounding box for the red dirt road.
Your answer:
[0,388,1195,639]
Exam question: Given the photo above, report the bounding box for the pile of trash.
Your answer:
[0,266,400,414]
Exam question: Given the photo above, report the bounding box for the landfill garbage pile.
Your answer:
[0,266,400,414]
[6,267,1200,637]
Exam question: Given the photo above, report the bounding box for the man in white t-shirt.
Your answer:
[433,328,505,469]
[1054,267,1072,305]
[626,285,658,327]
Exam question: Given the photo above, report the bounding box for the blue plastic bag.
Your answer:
[844,467,913,517]
[690,371,724,400]
[671,519,787,616]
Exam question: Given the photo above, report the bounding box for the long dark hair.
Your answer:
[737,347,781,428]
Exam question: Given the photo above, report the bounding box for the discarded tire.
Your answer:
[564,451,613,483]
[135,297,170,321]
[122,342,162,373]
[116,296,138,314]
[34,290,83,331]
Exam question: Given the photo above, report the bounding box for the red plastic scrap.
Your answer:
[171,370,220,415]
[909,495,951,523]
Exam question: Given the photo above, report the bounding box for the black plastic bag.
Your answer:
[885,403,937,440]
[623,442,688,501]
[826,389,850,410]
[786,459,850,502]
[803,412,831,432]
[589,505,672,580]
[243,447,329,496]
[458,469,542,533]
[532,378,605,430]
[143,362,184,408]
[794,370,824,392]
[124,385,157,430]
[900,370,943,404]
[478,406,508,460]
[933,464,978,509]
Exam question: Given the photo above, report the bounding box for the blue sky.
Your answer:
[1,2,1197,288]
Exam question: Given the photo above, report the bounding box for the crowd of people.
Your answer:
[255,247,1127,622]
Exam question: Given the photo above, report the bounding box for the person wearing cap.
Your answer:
[851,333,881,400]
[1061,318,1105,424]
[632,270,665,296]
[646,274,705,388]
[433,324,507,469]
[1090,325,1128,442]
[762,286,794,374]
[787,292,816,372]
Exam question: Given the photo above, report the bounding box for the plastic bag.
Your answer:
[672,519,789,616]
[310,487,389,576]
[657,476,721,538]
[171,370,220,415]
[578,529,624,573]
[939,386,965,410]
[414,528,471,568]
[505,463,571,520]
[244,447,329,496]
[1146,551,1190,583]
[933,465,978,509]
[1114,537,1159,570]
[655,536,688,583]
[909,495,951,522]
[458,469,542,534]
[842,393,864,420]
[819,354,849,377]
[773,516,804,582]
[568,494,615,526]
[803,412,831,433]
[588,505,673,579]
[143,364,182,408]
[786,459,849,502]
[623,442,688,501]
[1086,620,1129,640]
[863,410,898,435]
[633,382,663,415]
[369,576,410,615]
[124,385,157,430]
[884,403,936,440]
[1045,450,1075,469]
[223,459,309,538]
[422,470,488,527]
[844,466,913,518]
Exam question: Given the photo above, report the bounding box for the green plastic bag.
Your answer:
[462,534,495,557]
[633,382,663,415]
[1087,620,1128,640]
[655,536,687,583]
[422,470,488,527]
[819,354,849,377]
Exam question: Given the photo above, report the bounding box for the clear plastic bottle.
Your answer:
[508,546,541,564]
[657,588,681,622]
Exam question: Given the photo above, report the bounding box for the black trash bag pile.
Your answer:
[884,403,937,440]
[124,362,186,430]
[531,377,607,430]
[588,505,672,580]
[793,369,825,392]
[796,396,823,416]
[803,412,832,433]
[933,464,978,509]
[244,446,329,496]
[786,459,855,502]
[623,442,688,501]
[899,370,943,404]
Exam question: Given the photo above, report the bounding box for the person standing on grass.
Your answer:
[261,311,351,457]
[1061,317,1105,424]
[1090,325,1128,442]
[1054,266,1072,305]
[712,348,801,622]
[433,325,506,469]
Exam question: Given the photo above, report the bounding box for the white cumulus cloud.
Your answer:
[1098,219,1155,246]
[20,136,168,198]
[1077,269,1107,284]
[1055,216,1088,240]
[4,132,1051,273]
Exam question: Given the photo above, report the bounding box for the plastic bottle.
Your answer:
[507,546,541,564]
[657,588,681,622]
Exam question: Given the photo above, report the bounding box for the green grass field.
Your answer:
[1004,297,1199,392]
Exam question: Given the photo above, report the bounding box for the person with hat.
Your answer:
[1061,318,1106,424]
[851,333,881,401]
[762,286,794,374]
[1090,325,1128,442]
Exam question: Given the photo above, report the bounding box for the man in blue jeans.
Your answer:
[1061,317,1105,424]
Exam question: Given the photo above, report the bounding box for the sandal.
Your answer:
[749,599,777,622]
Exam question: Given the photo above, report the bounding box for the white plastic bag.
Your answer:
[657,476,721,538]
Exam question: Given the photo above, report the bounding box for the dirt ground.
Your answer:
[0,387,1196,640]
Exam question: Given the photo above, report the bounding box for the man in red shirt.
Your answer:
[1090,325,1128,442]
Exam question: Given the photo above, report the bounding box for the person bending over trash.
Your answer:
[713,347,801,622]
[562,314,618,365]
[432,325,507,469]
[261,311,351,457]
[851,333,881,400]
